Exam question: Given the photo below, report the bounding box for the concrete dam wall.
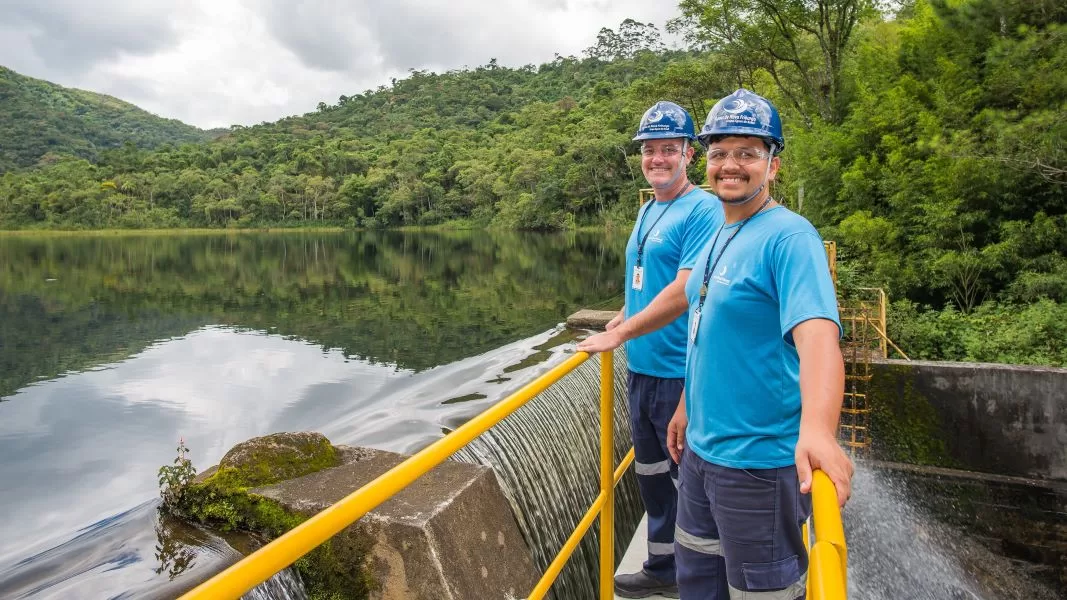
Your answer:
[868,359,1067,480]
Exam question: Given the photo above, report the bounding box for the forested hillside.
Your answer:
[0,21,679,231]
[0,66,219,172]
[1,1,1065,364]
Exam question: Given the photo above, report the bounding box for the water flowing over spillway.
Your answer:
[454,348,643,600]
[846,463,1059,600]
[242,568,307,600]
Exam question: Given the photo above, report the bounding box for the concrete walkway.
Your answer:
[614,514,676,600]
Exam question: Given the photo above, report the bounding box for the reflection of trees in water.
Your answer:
[0,230,625,395]
[154,512,198,580]
[0,292,206,400]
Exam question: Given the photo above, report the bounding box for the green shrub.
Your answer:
[887,299,1067,366]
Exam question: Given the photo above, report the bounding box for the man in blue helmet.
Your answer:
[582,101,722,598]
[581,89,853,599]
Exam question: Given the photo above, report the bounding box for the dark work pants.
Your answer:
[675,446,811,599]
[627,370,684,583]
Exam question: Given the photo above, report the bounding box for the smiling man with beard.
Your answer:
[667,89,852,600]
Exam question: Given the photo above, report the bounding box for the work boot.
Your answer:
[614,569,679,599]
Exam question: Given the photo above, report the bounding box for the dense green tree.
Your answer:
[785,0,1067,312]
[670,0,880,125]
[585,19,668,60]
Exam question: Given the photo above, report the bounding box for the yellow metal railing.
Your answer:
[180,351,617,599]
[807,471,849,599]
[181,348,848,600]
[806,471,849,593]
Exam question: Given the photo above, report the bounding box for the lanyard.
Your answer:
[636,183,691,266]
[695,196,773,315]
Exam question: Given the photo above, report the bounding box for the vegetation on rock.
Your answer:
[158,434,374,600]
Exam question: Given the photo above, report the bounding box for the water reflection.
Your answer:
[0,329,390,570]
[154,514,198,581]
[0,229,624,399]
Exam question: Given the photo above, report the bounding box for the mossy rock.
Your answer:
[212,431,341,488]
[171,432,374,600]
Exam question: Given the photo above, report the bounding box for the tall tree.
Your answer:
[670,0,881,125]
[585,19,667,60]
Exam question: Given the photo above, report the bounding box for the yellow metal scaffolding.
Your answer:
[837,290,883,456]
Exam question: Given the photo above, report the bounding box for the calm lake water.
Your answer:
[0,230,625,598]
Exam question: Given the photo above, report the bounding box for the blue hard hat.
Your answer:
[633,101,697,142]
[697,89,785,154]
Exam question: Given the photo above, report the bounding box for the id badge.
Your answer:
[631,266,644,291]
[690,309,702,344]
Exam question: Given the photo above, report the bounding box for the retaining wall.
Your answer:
[869,359,1067,480]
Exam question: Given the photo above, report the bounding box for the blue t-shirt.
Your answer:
[624,186,721,378]
[683,206,840,469]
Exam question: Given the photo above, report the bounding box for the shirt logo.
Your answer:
[712,264,731,286]
[649,229,664,243]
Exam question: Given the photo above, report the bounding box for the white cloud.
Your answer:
[0,0,680,128]
[2,0,185,73]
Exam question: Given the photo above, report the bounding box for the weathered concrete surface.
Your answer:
[869,359,1067,480]
[566,309,620,330]
[253,446,539,600]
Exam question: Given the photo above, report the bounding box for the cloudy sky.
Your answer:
[1,0,681,129]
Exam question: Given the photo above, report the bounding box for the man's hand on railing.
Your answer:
[576,330,625,354]
[795,430,854,507]
[666,394,687,464]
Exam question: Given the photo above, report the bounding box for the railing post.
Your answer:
[599,350,615,599]
[878,289,888,358]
